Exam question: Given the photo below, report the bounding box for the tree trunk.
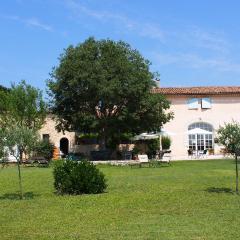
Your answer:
[235,154,239,194]
[17,158,23,199]
[99,127,107,150]
[19,149,23,164]
[99,136,106,150]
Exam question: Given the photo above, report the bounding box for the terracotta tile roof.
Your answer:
[152,86,240,95]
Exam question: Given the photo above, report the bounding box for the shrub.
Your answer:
[132,145,141,155]
[147,139,159,157]
[34,140,55,160]
[162,136,171,150]
[53,160,107,195]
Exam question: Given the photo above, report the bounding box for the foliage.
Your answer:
[146,139,159,157]
[0,85,9,92]
[217,121,240,193]
[0,124,40,199]
[132,145,141,155]
[162,136,171,150]
[53,160,107,194]
[33,140,55,160]
[217,121,240,154]
[0,80,47,130]
[0,124,40,162]
[48,37,173,150]
[0,81,47,163]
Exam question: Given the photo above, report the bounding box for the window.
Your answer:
[188,98,199,109]
[188,122,213,132]
[201,98,212,109]
[188,134,196,150]
[188,122,213,151]
[42,134,50,142]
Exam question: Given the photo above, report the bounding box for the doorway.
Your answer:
[60,138,69,156]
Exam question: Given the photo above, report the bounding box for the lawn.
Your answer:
[0,160,240,240]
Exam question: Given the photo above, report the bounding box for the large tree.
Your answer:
[218,121,240,194]
[48,37,173,149]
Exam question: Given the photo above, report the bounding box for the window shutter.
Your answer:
[201,98,212,109]
[188,98,198,109]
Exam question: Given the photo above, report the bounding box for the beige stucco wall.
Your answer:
[38,116,76,152]
[163,94,240,159]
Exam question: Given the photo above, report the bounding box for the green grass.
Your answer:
[0,160,240,240]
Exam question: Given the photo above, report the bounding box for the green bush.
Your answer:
[132,145,141,155]
[162,136,171,150]
[34,140,55,160]
[147,139,159,157]
[53,160,107,195]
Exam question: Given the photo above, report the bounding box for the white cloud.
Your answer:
[25,18,53,31]
[63,0,165,41]
[153,52,240,73]
[138,23,165,41]
[2,14,53,32]
[189,27,229,53]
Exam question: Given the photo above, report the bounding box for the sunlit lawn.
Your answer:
[0,160,240,240]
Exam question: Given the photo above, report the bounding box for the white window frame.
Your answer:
[201,98,212,109]
[188,98,199,109]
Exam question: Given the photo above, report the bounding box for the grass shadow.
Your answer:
[206,187,234,194]
[0,192,40,200]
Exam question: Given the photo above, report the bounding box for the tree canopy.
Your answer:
[48,37,173,149]
[217,121,240,154]
[0,80,47,163]
[0,80,47,130]
[217,121,240,193]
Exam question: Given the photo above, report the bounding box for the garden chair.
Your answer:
[198,149,208,158]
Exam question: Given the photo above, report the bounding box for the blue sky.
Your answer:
[1,0,240,93]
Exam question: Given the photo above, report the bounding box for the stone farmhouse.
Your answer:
[39,86,240,160]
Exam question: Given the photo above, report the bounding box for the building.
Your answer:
[38,115,76,157]
[39,115,99,157]
[153,86,240,160]
[39,86,240,160]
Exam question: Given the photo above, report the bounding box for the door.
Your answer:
[60,138,69,156]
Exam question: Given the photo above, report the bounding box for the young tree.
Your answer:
[7,80,47,130]
[0,125,40,199]
[48,37,173,150]
[217,121,240,194]
[0,81,47,162]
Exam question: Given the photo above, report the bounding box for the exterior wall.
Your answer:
[73,144,99,155]
[163,94,240,159]
[38,116,76,152]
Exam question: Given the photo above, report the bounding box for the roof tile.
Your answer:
[152,86,240,95]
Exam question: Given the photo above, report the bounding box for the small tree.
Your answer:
[0,125,40,199]
[8,80,47,130]
[0,81,47,162]
[33,140,55,160]
[217,121,240,194]
[162,136,171,150]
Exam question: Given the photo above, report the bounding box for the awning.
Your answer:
[187,128,212,135]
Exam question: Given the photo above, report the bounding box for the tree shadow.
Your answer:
[205,187,234,194]
[0,192,39,200]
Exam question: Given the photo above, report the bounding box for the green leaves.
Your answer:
[217,121,240,154]
[0,124,40,161]
[48,37,173,149]
[8,80,47,130]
